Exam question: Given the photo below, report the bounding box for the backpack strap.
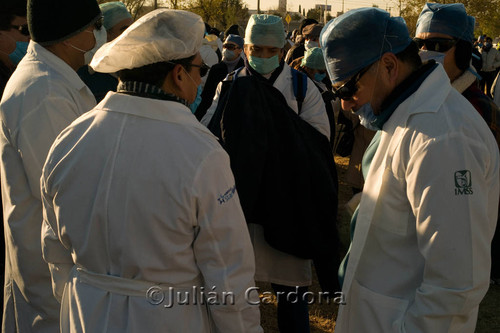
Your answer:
[291,68,308,114]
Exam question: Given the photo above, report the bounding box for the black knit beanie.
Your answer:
[28,0,101,46]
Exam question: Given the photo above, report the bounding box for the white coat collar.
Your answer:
[27,41,89,92]
[451,67,477,94]
[97,92,216,138]
[381,64,452,132]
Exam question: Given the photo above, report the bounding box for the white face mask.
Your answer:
[418,50,445,65]
[68,27,107,65]
[305,40,319,50]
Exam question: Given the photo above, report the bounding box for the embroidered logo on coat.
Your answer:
[454,170,473,195]
[217,185,236,205]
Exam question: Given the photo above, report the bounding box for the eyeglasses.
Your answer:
[11,24,29,36]
[333,65,371,101]
[190,62,210,77]
[413,37,457,52]
[223,44,240,51]
[94,17,104,30]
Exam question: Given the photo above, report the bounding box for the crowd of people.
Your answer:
[0,0,499,332]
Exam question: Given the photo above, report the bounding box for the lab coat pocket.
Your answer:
[348,279,408,333]
[371,167,411,236]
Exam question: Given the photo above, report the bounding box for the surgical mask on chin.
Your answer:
[314,72,326,82]
[183,67,202,113]
[8,41,28,65]
[189,85,203,114]
[67,27,107,65]
[354,103,379,131]
[248,55,279,75]
[418,50,445,65]
[222,49,236,61]
[305,40,319,50]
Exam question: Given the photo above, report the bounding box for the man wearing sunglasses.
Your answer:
[415,3,498,122]
[0,1,30,96]
[40,9,262,332]
[195,34,245,120]
[0,0,104,331]
[322,7,499,333]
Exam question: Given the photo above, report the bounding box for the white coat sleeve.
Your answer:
[401,133,499,332]
[18,95,81,200]
[200,81,223,127]
[40,167,74,302]
[299,77,331,140]
[192,148,263,333]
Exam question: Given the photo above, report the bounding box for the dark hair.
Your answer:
[454,39,472,71]
[0,2,27,31]
[395,41,422,70]
[486,37,493,43]
[118,55,196,87]
[299,18,318,34]
[225,24,240,36]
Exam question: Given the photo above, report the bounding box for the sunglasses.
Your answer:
[94,17,104,30]
[223,44,240,51]
[11,24,29,36]
[333,65,371,101]
[190,62,210,77]
[413,37,457,52]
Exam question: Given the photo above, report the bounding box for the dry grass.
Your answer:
[258,155,500,332]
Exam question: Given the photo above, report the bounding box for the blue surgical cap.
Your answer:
[245,14,285,48]
[320,7,412,83]
[225,34,244,49]
[415,3,475,42]
[301,47,326,70]
[99,1,132,30]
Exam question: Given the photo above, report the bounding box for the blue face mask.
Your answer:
[248,55,280,75]
[189,85,203,114]
[355,103,379,131]
[8,41,28,65]
[222,49,236,61]
[314,72,326,82]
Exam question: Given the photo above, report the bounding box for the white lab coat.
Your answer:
[480,47,500,72]
[41,92,263,333]
[336,65,500,332]
[201,64,330,286]
[0,41,96,332]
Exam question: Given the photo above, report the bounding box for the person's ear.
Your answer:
[162,64,185,95]
[380,52,399,86]
[171,63,185,86]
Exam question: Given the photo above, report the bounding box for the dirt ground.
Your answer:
[258,155,500,332]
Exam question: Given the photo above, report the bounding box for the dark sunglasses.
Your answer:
[413,37,457,52]
[333,65,371,101]
[11,24,29,36]
[94,16,104,30]
[223,44,240,51]
[190,62,210,77]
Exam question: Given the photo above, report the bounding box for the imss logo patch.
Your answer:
[454,170,473,195]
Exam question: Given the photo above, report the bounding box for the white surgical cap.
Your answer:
[91,9,204,73]
[245,14,285,48]
[100,1,132,30]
